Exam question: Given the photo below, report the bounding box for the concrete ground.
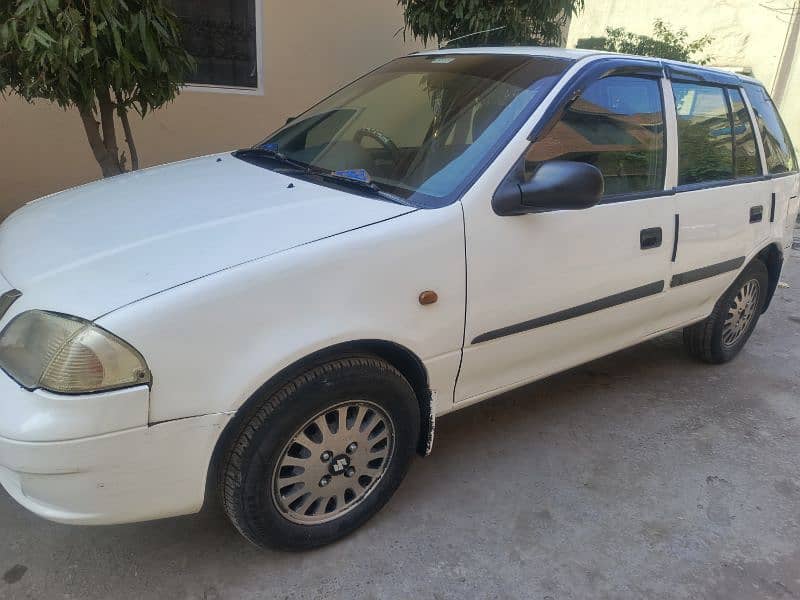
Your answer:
[3,243,800,600]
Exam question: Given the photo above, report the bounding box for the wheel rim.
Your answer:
[271,400,395,525]
[722,278,760,348]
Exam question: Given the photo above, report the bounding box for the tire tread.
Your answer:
[218,356,409,549]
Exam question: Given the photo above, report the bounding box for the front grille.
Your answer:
[0,290,21,322]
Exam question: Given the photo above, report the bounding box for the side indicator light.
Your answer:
[419,290,438,306]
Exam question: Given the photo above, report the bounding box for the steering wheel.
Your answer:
[353,127,401,163]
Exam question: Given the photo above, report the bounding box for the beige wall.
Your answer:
[566,0,799,148]
[0,1,424,219]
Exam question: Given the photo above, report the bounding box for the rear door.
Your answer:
[663,74,773,326]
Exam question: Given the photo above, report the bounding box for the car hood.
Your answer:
[0,154,414,318]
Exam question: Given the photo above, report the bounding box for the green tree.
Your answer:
[397,0,585,47]
[576,19,713,64]
[0,0,195,177]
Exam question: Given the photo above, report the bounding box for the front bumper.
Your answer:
[0,368,231,525]
[0,412,230,525]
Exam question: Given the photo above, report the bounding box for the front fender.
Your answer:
[96,203,466,424]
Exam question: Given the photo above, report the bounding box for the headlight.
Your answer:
[0,311,151,394]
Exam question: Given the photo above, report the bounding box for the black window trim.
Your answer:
[604,173,772,203]
[665,63,740,86]
[647,65,799,181]
[674,174,769,193]
[671,79,761,186]
[526,57,666,143]
[767,170,800,180]
[515,56,672,205]
[486,56,800,214]
[504,55,800,206]
[669,80,798,185]
[600,187,677,204]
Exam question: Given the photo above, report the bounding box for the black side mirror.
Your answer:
[493,160,604,216]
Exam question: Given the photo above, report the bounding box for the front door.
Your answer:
[457,72,676,403]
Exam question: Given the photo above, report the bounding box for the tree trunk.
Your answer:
[97,88,123,173]
[78,105,124,178]
[116,99,140,171]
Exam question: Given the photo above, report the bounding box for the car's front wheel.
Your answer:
[219,355,419,551]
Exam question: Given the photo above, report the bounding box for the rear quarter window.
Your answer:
[742,83,797,174]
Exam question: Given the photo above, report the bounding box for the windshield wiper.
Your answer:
[236,147,411,206]
[234,147,312,173]
[314,171,413,206]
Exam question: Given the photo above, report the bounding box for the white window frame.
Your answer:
[182,0,264,96]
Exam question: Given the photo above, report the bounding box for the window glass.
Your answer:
[526,76,666,196]
[252,55,572,207]
[727,88,761,178]
[672,83,734,185]
[304,110,360,150]
[742,83,797,174]
[170,0,258,89]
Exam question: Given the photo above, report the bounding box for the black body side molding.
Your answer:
[670,256,746,288]
[471,281,665,345]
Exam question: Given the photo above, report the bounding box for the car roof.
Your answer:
[416,46,597,60]
[414,46,764,87]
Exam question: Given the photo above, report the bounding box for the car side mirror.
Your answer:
[492,160,604,216]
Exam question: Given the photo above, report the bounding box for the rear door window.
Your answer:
[742,82,797,174]
[526,76,666,197]
[672,83,734,185]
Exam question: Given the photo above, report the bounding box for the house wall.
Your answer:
[0,1,424,220]
[566,0,800,151]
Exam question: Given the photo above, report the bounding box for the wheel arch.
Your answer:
[755,242,784,313]
[203,339,433,509]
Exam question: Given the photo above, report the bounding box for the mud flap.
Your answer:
[419,389,436,456]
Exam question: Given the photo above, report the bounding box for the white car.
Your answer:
[0,48,797,550]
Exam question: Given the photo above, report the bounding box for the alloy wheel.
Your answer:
[722,278,760,348]
[271,401,395,525]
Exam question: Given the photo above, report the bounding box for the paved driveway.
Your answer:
[3,242,800,600]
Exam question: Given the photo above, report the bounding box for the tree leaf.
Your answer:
[397,0,583,45]
[0,0,194,175]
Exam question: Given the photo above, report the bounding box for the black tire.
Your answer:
[219,355,419,551]
[683,260,768,364]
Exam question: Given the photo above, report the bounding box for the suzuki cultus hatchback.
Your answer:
[0,48,797,550]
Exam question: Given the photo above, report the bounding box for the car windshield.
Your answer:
[242,54,573,208]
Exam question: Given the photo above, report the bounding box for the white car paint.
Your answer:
[0,48,797,526]
[0,155,414,318]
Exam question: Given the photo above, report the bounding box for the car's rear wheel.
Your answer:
[219,355,419,551]
[683,260,768,364]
